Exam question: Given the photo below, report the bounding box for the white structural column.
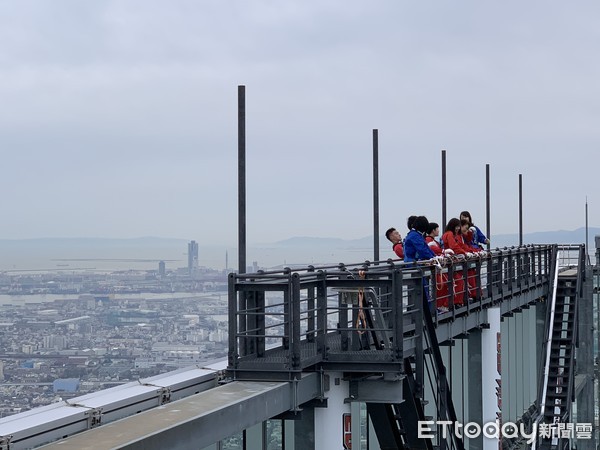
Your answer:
[481,307,501,450]
[467,329,483,450]
[314,372,351,450]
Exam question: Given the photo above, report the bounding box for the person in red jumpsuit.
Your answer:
[425,222,450,310]
[441,218,471,307]
[385,227,404,259]
[425,222,442,255]
[458,219,482,299]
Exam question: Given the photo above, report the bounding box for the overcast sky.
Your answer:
[1,1,598,245]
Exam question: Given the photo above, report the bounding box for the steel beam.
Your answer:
[38,374,321,450]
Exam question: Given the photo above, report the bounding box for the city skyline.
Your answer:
[0,226,597,273]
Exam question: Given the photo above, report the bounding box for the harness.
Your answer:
[355,270,367,335]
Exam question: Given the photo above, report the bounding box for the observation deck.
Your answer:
[228,245,552,380]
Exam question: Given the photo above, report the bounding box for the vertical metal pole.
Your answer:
[486,164,491,251]
[373,129,380,263]
[238,85,246,274]
[585,197,589,258]
[596,239,600,438]
[519,174,523,247]
[442,150,447,228]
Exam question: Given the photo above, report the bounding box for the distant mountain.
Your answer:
[0,228,597,272]
[1,227,597,253]
[271,227,600,250]
[272,236,367,248]
[490,227,600,248]
[2,226,597,248]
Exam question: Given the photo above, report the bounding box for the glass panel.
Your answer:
[222,431,243,450]
[266,420,283,450]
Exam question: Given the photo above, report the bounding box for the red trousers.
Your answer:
[435,271,465,308]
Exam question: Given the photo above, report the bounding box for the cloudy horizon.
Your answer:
[1,1,598,247]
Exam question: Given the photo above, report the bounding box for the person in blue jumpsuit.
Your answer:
[403,216,436,313]
[404,216,436,263]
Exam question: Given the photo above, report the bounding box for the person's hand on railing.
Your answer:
[431,255,446,269]
[418,256,447,269]
[451,253,466,262]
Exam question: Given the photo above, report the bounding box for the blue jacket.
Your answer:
[468,225,488,249]
[403,229,435,263]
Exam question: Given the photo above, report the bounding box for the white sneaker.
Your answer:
[437,306,449,314]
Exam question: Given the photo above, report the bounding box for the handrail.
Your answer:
[532,248,561,450]
[231,245,551,282]
[532,244,585,450]
[229,245,555,378]
[559,245,584,446]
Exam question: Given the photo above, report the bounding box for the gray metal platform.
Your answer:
[39,373,321,450]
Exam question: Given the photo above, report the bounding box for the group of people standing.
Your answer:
[385,211,490,314]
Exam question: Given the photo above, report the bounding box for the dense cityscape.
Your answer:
[0,241,241,418]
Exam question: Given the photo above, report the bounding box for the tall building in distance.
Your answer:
[158,260,166,277]
[188,240,199,274]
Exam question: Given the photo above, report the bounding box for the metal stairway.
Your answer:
[545,277,576,420]
[419,300,465,450]
[367,360,434,450]
[364,284,424,450]
[535,246,584,450]
[367,286,465,450]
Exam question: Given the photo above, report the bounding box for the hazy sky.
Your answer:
[1,1,598,245]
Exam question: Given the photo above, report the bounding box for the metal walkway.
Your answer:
[228,245,552,380]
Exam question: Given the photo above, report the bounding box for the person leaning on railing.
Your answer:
[458,218,484,299]
[425,222,452,312]
[460,210,490,249]
[404,216,437,312]
[441,218,470,306]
